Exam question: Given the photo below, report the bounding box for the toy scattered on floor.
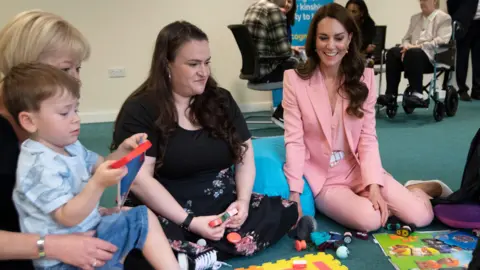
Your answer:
[353,231,368,240]
[335,246,349,259]
[397,224,416,237]
[294,230,353,261]
[209,208,238,227]
[385,216,416,237]
[292,259,307,269]
[234,252,349,270]
[342,232,352,244]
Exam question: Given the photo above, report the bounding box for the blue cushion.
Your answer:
[251,136,316,216]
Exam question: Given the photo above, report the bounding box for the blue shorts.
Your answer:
[44,206,149,270]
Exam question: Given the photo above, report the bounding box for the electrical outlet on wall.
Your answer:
[108,67,126,78]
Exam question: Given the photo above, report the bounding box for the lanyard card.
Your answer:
[110,140,152,208]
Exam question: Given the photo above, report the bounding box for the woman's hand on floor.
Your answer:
[225,199,249,229]
[289,192,303,222]
[368,184,388,226]
[189,216,226,241]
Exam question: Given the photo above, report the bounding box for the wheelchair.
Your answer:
[377,23,459,122]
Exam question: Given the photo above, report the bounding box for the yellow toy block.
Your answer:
[234,252,348,270]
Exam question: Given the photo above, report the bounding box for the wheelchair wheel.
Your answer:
[433,102,445,122]
[386,106,397,119]
[402,105,415,114]
[445,86,458,117]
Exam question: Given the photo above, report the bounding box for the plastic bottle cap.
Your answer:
[227,232,241,243]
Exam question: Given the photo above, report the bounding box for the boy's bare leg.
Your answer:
[142,209,180,270]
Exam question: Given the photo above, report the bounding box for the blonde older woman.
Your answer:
[377,0,452,108]
[0,10,116,270]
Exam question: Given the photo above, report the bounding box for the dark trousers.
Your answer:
[456,20,480,94]
[385,47,433,95]
[256,57,298,83]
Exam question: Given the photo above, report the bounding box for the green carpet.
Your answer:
[78,101,479,270]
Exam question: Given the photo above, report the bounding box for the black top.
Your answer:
[360,18,376,53]
[0,115,34,269]
[112,88,251,210]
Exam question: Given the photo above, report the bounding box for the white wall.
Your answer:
[0,0,473,123]
[0,0,267,123]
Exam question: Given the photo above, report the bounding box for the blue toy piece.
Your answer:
[329,231,342,241]
[310,232,331,246]
[251,136,316,217]
[336,246,349,259]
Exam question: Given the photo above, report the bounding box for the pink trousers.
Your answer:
[314,157,434,232]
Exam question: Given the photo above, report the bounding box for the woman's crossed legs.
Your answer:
[315,170,436,232]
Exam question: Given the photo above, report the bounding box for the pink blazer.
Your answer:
[283,68,384,197]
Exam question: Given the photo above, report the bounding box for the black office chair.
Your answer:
[227,24,290,125]
[372,25,387,81]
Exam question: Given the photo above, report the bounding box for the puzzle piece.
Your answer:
[234,252,348,270]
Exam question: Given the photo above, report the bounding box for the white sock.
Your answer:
[412,92,424,99]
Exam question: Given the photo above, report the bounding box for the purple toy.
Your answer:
[434,204,480,228]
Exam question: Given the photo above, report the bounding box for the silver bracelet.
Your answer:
[36,236,46,258]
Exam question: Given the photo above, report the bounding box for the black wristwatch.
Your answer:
[180,213,194,231]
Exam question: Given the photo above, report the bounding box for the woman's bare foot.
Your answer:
[406,182,443,198]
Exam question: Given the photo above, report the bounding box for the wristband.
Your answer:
[180,213,194,231]
[37,236,46,258]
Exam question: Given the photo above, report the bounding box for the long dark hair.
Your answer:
[296,3,368,118]
[286,0,297,26]
[111,21,247,167]
[346,0,375,32]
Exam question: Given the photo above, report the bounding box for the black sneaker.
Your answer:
[288,216,318,241]
[459,91,472,101]
[377,94,395,106]
[471,90,480,100]
[271,105,284,129]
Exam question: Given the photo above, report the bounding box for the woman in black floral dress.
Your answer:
[111,21,298,269]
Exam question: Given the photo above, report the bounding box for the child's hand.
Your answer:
[92,160,128,188]
[118,133,148,154]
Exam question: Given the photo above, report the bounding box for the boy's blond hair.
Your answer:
[0,10,90,79]
[2,62,80,125]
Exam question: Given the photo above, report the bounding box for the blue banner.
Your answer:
[291,0,333,46]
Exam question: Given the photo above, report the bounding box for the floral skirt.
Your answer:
[123,168,298,269]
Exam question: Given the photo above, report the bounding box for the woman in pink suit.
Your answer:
[283,3,449,232]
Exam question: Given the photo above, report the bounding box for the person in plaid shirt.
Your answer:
[243,0,298,128]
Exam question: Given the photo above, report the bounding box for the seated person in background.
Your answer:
[377,0,452,108]
[346,0,376,67]
[284,3,449,233]
[243,0,298,127]
[3,63,179,270]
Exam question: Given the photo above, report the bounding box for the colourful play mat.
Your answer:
[234,252,348,270]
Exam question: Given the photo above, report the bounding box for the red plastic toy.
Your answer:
[226,232,241,244]
[110,140,152,169]
[208,208,238,228]
[354,231,369,240]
